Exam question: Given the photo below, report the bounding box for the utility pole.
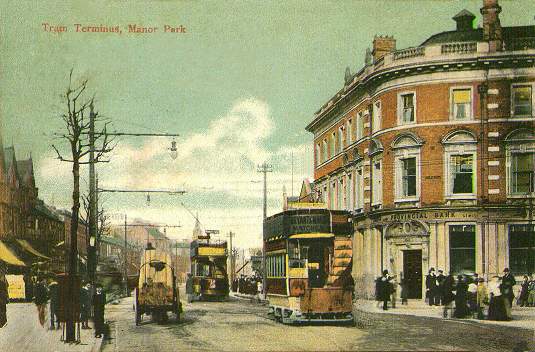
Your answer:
[257,162,272,296]
[124,214,128,296]
[88,103,97,284]
[227,231,235,285]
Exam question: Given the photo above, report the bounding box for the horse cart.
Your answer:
[134,244,182,325]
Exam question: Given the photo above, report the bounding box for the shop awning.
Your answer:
[0,241,26,266]
[289,233,334,239]
[16,239,50,260]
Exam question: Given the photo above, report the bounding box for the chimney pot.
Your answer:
[372,35,396,62]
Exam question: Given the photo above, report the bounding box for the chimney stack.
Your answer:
[481,0,503,51]
[372,35,396,62]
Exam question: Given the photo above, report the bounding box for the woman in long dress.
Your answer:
[488,276,508,321]
[454,275,470,318]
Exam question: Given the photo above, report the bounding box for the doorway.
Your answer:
[402,249,422,299]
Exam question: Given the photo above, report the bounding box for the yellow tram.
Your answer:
[263,209,354,324]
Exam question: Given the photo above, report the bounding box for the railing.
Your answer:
[506,38,535,51]
[441,42,477,54]
[393,46,425,60]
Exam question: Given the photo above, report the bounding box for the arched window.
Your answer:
[391,133,424,202]
[505,129,535,196]
[369,139,384,206]
[442,130,477,199]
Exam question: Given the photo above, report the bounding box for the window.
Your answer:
[398,92,415,124]
[322,140,328,163]
[356,111,364,140]
[401,157,417,197]
[355,167,363,210]
[442,130,478,199]
[451,88,472,120]
[331,132,336,157]
[449,225,476,275]
[372,160,382,205]
[347,119,352,144]
[511,153,535,194]
[346,173,353,210]
[337,178,344,210]
[266,254,286,277]
[450,155,474,194]
[509,224,535,275]
[392,134,423,201]
[315,143,321,166]
[372,101,381,133]
[512,85,532,116]
[329,181,336,209]
[339,126,344,150]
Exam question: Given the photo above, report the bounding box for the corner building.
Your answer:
[306,0,535,300]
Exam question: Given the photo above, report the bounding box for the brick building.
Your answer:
[306,0,535,299]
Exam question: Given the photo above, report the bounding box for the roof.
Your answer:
[34,199,63,222]
[147,227,167,240]
[16,159,34,187]
[452,9,475,20]
[100,235,139,249]
[421,26,535,46]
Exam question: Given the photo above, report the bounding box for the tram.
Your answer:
[190,239,229,301]
[263,208,354,324]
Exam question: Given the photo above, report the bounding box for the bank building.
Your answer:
[305,0,535,299]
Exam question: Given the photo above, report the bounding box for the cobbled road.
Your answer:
[102,296,534,352]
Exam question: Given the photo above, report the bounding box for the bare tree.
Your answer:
[51,69,115,342]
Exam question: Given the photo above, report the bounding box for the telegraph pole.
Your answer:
[227,231,235,285]
[88,103,97,283]
[124,214,128,296]
[257,162,272,296]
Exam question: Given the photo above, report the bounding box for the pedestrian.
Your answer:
[467,278,478,318]
[33,277,49,327]
[528,277,535,307]
[0,271,8,328]
[399,272,408,305]
[390,275,397,309]
[48,279,59,330]
[488,276,508,321]
[425,268,438,306]
[501,268,516,308]
[436,270,446,305]
[453,275,469,318]
[379,270,392,311]
[476,278,488,320]
[518,275,530,307]
[442,273,455,318]
[374,276,382,308]
[93,284,106,338]
[80,282,91,329]
[186,273,193,303]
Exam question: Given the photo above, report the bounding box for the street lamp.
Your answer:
[169,140,178,160]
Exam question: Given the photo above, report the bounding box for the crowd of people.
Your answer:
[231,275,262,296]
[376,267,528,321]
[0,275,106,338]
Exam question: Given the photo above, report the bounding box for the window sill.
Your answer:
[445,194,476,200]
[397,120,416,126]
[508,194,535,199]
[449,116,474,121]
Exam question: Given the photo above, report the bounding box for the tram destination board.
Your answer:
[263,209,351,240]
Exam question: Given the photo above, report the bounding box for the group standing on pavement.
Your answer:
[375,267,529,322]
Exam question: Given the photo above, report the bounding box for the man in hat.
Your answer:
[48,279,60,329]
[501,268,516,308]
[93,284,106,338]
[426,268,438,306]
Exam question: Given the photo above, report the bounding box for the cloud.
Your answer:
[35,97,313,248]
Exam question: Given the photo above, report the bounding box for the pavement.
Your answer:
[0,302,103,352]
[100,294,535,351]
[354,299,535,330]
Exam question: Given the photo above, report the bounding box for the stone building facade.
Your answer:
[306,0,535,299]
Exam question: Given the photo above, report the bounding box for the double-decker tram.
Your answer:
[263,208,354,324]
[190,239,229,301]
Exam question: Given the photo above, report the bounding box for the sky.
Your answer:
[1,0,533,249]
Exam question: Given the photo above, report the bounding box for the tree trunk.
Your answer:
[65,156,80,343]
